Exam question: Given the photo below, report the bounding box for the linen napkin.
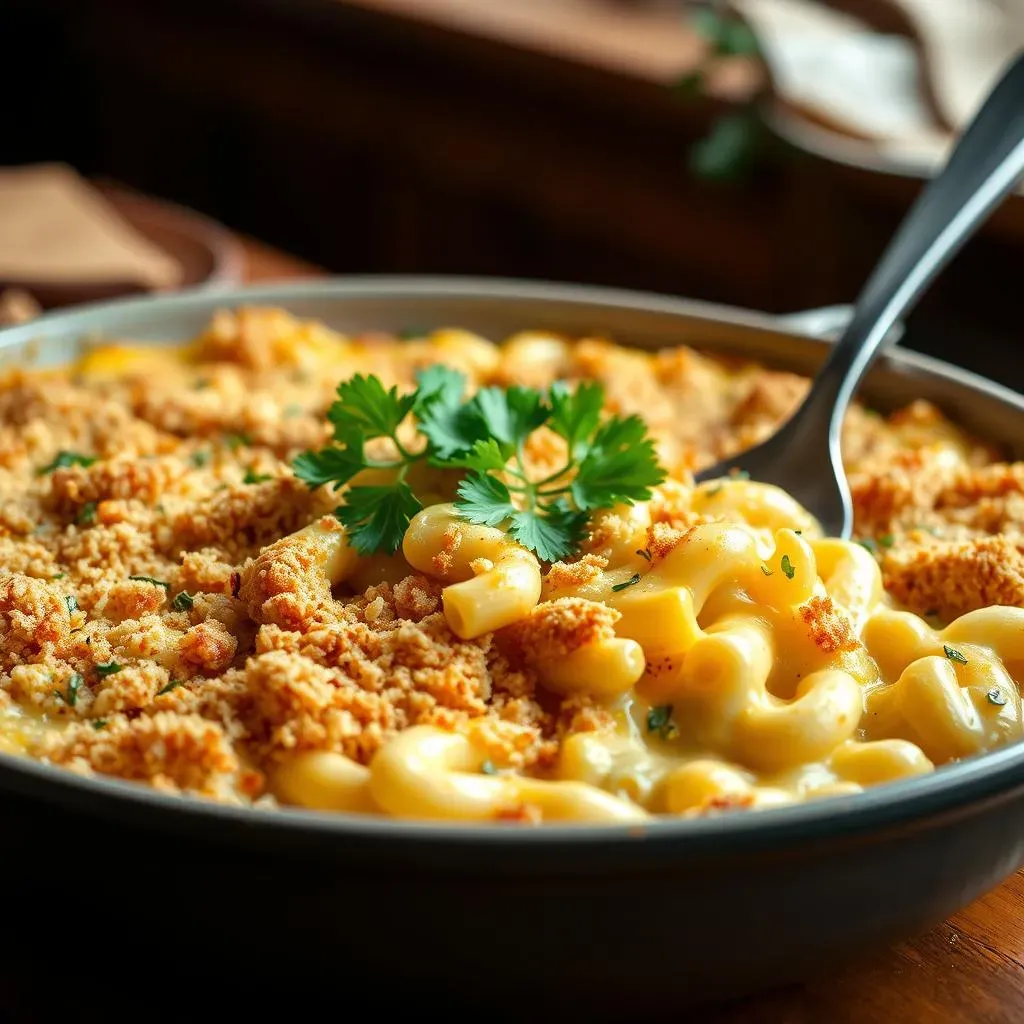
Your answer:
[0,163,182,289]
[728,0,1024,174]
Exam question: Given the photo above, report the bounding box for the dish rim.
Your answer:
[3,272,1024,853]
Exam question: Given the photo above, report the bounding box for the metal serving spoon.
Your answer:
[695,53,1024,538]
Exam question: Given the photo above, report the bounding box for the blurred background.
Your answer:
[2,0,1023,382]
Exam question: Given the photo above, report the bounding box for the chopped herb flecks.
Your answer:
[76,501,98,526]
[156,679,185,696]
[95,661,123,677]
[55,672,83,707]
[611,573,642,593]
[636,549,652,562]
[172,591,195,612]
[943,645,968,665]
[38,451,96,475]
[760,565,773,576]
[479,760,498,775]
[987,688,1007,707]
[243,468,272,485]
[64,595,78,615]
[224,432,252,450]
[129,575,170,590]
[780,554,795,579]
[646,704,678,740]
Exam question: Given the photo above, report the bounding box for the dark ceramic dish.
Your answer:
[2,278,1023,1016]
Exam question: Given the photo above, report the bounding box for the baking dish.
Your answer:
[1,277,1022,1015]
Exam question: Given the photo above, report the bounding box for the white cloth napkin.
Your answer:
[730,0,1024,174]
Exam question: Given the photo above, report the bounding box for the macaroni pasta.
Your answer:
[1,307,1022,824]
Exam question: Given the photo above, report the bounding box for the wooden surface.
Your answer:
[227,221,1024,1023]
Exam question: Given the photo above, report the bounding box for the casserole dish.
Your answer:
[1,277,1023,1015]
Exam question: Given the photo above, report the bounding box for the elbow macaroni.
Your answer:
[15,313,1024,827]
[403,504,542,639]
[273,477,1024,824]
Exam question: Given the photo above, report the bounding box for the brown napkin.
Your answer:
[0,163,182,289]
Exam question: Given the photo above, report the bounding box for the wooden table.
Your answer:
[227,234,1024,1023]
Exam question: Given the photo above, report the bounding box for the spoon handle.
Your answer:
[801,53,1024,424]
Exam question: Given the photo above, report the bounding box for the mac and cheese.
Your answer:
[0,306,1021,823]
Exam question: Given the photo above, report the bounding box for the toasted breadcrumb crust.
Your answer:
[0,308,1014,808]
[799,596,860,654]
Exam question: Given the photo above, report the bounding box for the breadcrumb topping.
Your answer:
[0,307,1017,811]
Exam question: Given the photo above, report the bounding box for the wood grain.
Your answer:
[335,0,707,82]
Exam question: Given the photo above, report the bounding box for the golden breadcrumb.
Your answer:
[799,596,860,654]
[501,598,619,660]
[882,536,1024,620]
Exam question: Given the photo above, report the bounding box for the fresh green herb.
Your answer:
[705,484,723,498]
[243,468,272,485]
[172,591,195,612]
[76,501,98,526]
[294,371,666,560]
[51,573,66,580]
[636,549,652,562]
[91,719,108,730]
[189,450,210,469]
[690,109,764,184]
[193,378,211,390]
[55,673,83,707]
[645,704,677,740]
[156,679,185,696]
[129,575,170,590]
[64,595,78,615]
[95,661,123,677]
[479,759,498,775]
[878,534,895,548]
[224,432,252,450]
[692,6,760,55]
[794,530,802,535]
[611,573,642,593]
[987,689,1007,707]
[760,565,773,576]
[780,555,795,580]
[943,645,968,665]
[858,538,878,555]
[38,451,96,475]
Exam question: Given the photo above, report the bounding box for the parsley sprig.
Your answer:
[293,369,665,561]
